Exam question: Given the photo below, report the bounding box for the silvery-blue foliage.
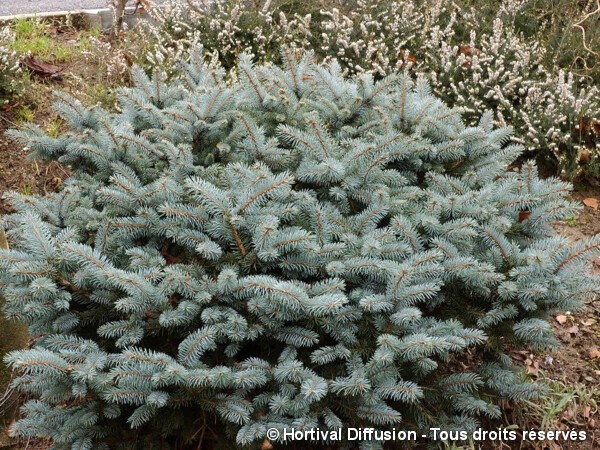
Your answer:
[2,50,599,449]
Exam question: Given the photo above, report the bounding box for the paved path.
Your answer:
[0,0,115,16]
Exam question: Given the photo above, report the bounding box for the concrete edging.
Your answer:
[0,6,146,32]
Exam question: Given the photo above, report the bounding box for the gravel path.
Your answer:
[1,0,115,16]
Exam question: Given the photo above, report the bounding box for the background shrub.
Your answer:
[2,52,600,449]
[131,0,600,179]
[0,25,23,105]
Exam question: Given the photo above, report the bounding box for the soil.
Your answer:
[548,187,600,394]
[0,21,129,213]
[0,109,67,214]
[509,188,600,450]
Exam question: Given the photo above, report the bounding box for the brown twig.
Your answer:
[573,0,600,60]
[230,222,247,257]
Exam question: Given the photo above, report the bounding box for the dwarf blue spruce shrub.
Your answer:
[2,51,600,449]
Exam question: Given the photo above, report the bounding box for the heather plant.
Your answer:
[425,18,600,179]
[3,51,600,449]
[499,0,600,83]
[0,26,23,105]
[132,0,600,179]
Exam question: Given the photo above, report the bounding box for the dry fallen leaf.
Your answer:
[563,406,575,420]
[510,351,527,361]
[581,318,597,326]
[457,45,481,67]
[588,346,600,359]
[21,55,63,78]
[525,358,539,376]
[583,197,599,209]
[555,314,568,324]
[584,405,591,419]
[577,118,591,133]
[567,325,579,335]
[580,148,591,164]
[547,440,562,450]
[261,438,274,450]
[398,50,417,68]
[518,210,532,222]
[0,229,8,250]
